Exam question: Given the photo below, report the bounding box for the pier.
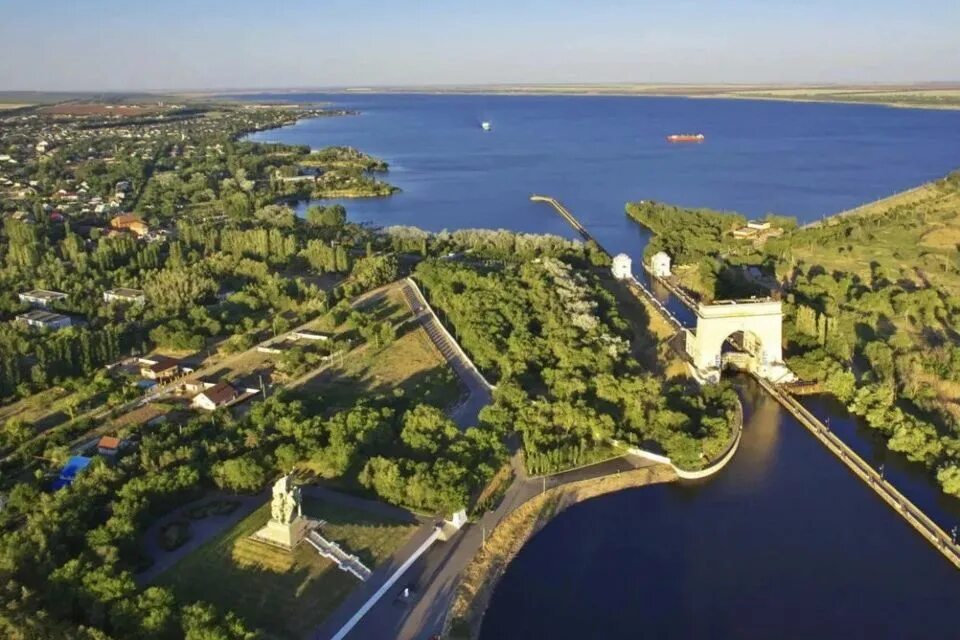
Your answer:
[533,193,960,571]
[530,194,685,329]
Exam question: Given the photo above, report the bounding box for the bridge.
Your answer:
[533,194,960,570]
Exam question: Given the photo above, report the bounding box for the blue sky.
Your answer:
[1,0,958,90]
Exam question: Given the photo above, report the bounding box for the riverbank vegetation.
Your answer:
[626,171,960,498]
[415,257,739,473]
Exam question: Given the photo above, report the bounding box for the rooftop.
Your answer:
[19,289,67,300]
[105,287,145,298]
[17,309,71,323]
[98,436,121,450]
[198,381,239,406]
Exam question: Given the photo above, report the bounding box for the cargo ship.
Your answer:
[666,133,705,143]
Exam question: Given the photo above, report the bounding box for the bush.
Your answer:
[159,520,191,551]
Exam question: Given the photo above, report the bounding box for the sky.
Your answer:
[1,0,958,91]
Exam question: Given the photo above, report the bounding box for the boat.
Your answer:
[481,121,492,131]
[666,133,705,143]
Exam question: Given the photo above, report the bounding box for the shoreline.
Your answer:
[443,463,678,640]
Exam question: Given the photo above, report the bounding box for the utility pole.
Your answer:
[259,374,266,399]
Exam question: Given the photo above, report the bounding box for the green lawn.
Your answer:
[294,286,462,412]
[157,497,417,639]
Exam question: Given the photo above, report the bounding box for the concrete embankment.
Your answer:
[443,464,677,640]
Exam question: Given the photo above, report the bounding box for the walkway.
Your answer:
[757,378,960,569]
[400,278,493,428]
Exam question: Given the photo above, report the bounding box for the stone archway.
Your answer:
[684,299,795,383]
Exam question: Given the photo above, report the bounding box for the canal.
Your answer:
[480,378,960,639]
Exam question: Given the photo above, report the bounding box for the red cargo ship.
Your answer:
[666,133,705,143]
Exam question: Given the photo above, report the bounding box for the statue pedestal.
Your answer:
[250,516,312,551]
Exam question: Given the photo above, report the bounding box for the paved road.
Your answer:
[399,279,493,429]
[329,453,658,640]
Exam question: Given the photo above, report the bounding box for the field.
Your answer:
[157,498,417,639]
[38,103,170,116]
[294,285,461,411]
[379,83,960,110]
[789,177,960,296]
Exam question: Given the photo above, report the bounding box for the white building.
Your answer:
[191,382,240,412]
[611,253,632,280]
[19,289,68,308]
[17,310,72,331]
[651,251,672,278]
[103,288,146,305]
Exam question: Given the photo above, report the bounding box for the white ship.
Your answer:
[481,121,492,131]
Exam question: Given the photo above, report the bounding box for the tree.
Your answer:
[213,456,268,493]
[401,405,459,456]
[180,602,259,640]
[305,204,346,227]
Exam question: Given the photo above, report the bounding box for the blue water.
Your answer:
[246,93,960,262]
[243,94,960,639]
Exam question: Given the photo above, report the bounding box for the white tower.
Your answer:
[651,251,672,278]
[611,253,632,280]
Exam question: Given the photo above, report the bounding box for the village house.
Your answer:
[191,381,240,412]
[103,287,146,305]
[182,377,217,394]
[110,214,149,237]
[16,309,73,331]
[97,436,122,457]
[139,356,181,381]
[19,289,68,308]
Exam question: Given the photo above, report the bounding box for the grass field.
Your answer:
[157,498,417,639]
[294,286,461,411]
[790,178,960,296]
[365,83,960,109]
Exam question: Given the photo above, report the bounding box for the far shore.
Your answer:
[209,83,960,112]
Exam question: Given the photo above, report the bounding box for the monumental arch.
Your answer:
[685,299,795,384]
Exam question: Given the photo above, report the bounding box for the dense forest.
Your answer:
[626,172,960,497]
[415,257,739,473]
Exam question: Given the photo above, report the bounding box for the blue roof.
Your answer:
[51,456,93,490]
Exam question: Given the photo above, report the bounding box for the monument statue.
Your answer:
[251,473,310,550]
[270,474,302,525]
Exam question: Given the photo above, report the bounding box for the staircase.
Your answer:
[305,526,372,581]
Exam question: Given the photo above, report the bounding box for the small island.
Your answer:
[273,145,400,199]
